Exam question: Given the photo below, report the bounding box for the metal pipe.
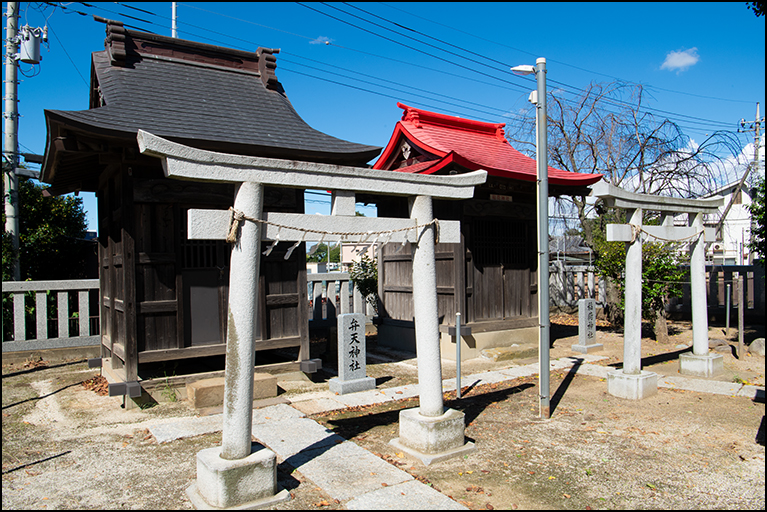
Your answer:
[726,283,731,337]
[456,312,461,399]
[535,57,550,419]
[171,2,177,38]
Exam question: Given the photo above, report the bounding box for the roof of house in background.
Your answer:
[373,103,602,187]
[42,18,381,192]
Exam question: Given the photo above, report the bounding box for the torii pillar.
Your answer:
[138,131,486,507]
[592,181,724,400]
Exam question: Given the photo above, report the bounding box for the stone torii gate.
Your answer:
[591,181,724,400]
[137,130,486,508]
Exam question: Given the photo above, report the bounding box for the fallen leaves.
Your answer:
[82,375,109,396]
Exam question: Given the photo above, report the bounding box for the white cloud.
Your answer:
[660,47,700,73]
[309,36,332,45]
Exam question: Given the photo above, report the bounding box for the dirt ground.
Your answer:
[2,315,765,510]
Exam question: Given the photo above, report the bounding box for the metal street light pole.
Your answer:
[512,58,550,419]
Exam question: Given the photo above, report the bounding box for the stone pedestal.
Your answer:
[389,408,475,465]
[678,352,723,378]
[329,376,376,395]
[607,369,658,400]
[186,444,289,510]
[571,342,603,354]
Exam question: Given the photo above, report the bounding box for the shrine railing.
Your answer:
[549,262,606,309]
[668,264,764,321]
[307,272,374,327]
[2,279,101,352]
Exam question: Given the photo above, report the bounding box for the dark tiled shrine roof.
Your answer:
[42,20,380,191]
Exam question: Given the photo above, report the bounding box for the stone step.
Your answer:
[186,373,277,409]
[480,343,538,362]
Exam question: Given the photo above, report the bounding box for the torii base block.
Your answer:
[186,444,290,510]
[678,353,723,378]
[607,370,658,400]
[389,408,476,465]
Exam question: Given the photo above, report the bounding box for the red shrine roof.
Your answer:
[372,103,602,187]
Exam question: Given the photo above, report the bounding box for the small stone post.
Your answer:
[572,298,602,353]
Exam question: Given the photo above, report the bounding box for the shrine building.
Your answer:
[40,19,381,392]
[369,103,602,359]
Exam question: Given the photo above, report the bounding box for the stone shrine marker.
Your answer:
[572,298,602,354]
[329,313,376,395]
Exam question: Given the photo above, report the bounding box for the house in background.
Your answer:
[40,19,380,399]
[702,180,756,265]
[341,242,378,272]
[367,103,602,360]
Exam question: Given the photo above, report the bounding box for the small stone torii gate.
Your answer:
[591,181,724,400]
[137,130,485,509]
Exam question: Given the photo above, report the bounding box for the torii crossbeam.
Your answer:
[591,181,724,400]
[138,130,485,507]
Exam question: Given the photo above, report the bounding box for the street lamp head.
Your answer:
[510,64,536,76]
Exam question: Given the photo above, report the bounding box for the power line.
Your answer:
[296,2,531,94]
[331,3,739,130]
[46,22,89,88]
[63,3,746,144]
[378,2,755,107]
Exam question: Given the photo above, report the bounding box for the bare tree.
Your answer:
[507,81,743,247]
[507,81,745,332]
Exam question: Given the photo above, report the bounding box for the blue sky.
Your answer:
[5,2,765,232]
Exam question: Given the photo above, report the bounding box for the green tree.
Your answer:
[3,174,92,340]
[746,174,765,264]
[306,242,340,263]
[2,176,90,281]
[589,205,687,341]
[349,253,378,312]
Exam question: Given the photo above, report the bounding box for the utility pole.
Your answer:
[3,1,20,281]
[717,103,764,246]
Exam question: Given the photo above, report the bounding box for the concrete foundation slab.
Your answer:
[390,407,475,465]
[328,376,376,395]
[678,352,724,378]
[607,370,658,400]
[192,444,287,509]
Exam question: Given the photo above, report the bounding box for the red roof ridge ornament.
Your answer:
[400,104,421,128]
[397,102,506,138]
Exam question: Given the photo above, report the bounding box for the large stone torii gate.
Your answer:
[591,181,724,400]
[138,130,486,508]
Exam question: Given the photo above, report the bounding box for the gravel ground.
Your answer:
[2,317,764,510]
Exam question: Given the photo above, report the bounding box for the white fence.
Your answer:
[549,263,605,310]
[307,272,374,327]
[2,279,101,352]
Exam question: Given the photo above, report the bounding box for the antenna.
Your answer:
[172,2,178,38]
